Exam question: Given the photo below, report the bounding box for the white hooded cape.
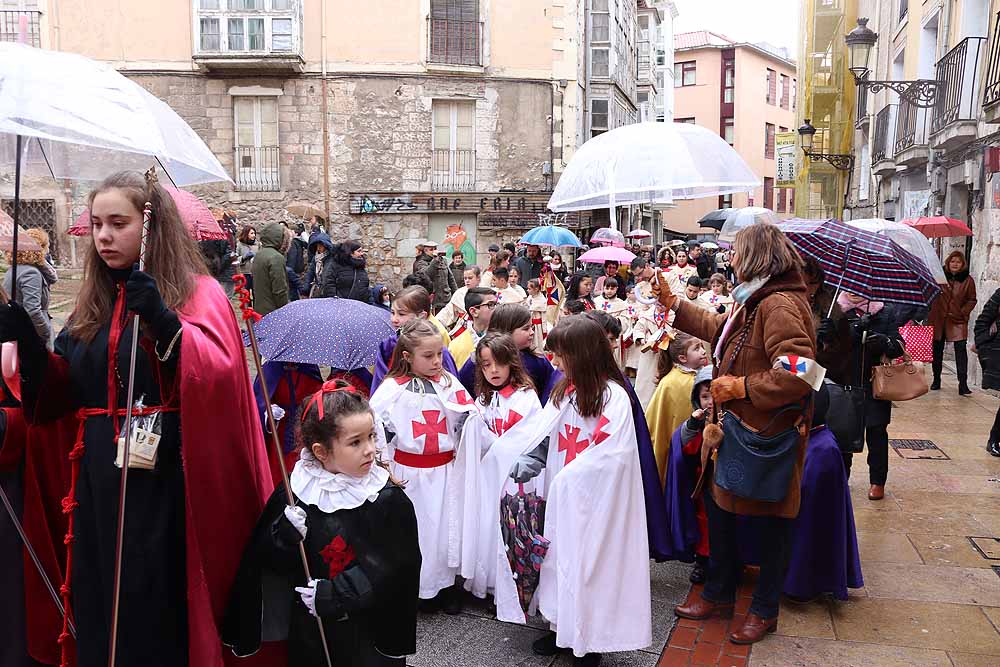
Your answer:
[495,382,652,657]
[369,373,480,598]
[459,385,543,598]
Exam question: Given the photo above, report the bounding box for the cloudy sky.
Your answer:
[671,0,802,58]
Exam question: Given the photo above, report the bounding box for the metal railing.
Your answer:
[932,36,986,133]
[0,10,41,47]
[873,104,895,163]
[432,149,476,191]
[985,13,1000,109]
[427,18,482,66]
[235,146,281,192]
[894,100,926,155]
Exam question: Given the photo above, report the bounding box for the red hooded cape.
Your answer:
[21,276,275,666]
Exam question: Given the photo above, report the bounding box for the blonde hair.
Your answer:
[732,223,803,283]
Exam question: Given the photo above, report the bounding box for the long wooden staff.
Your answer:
[107,198,151,667]
[233,274,334,667]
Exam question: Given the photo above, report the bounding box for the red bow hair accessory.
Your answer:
[301,381,360,421]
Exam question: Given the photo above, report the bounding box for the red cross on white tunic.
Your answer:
[557,424,590,466]
[591,415,611,446]
[493,410,523,436]
[412,410,448,454]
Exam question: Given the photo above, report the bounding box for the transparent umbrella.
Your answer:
[847,218,947,284]
[717,207,778,242]
[548,122,759,212]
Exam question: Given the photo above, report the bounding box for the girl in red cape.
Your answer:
[0,170,274,667]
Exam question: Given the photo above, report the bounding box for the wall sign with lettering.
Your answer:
[349,192,556,216]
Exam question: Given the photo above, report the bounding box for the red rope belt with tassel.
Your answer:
[58,403,178,667]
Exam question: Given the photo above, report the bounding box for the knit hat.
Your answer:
[690,365,714,410]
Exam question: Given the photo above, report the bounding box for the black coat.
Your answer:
[328,246,372,303]
[975,287,1000,391]
[223,482,420,667]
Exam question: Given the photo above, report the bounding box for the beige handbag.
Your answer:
[871,353,929,401]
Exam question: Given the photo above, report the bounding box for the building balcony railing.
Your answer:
[432,149,476,191]
[985,13,1000,109]
[931,36,986,134]
[235,146,281,192]
[894,99,927,157]
[873,104,896,165]
[427,18,482,67]
[0,10,41,48]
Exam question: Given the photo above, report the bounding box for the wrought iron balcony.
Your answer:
[432,149,476,191]
[427,18,482,67]
[985,13,1000,110]
[235,146,281,192]
[0,10,41,47]
[931,37,986,134]
[894,100,929,165]
[872,104,897,172]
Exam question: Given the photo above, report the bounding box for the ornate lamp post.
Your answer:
[797,119,854,171]
[845,18,942,108]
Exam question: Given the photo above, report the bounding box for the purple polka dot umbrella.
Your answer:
[248,297,394,370]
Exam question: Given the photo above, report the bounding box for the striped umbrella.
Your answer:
[778,218,940,307]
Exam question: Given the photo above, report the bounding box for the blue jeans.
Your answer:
[701,491,792,618]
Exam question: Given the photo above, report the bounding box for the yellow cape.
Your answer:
[645,366,697,485]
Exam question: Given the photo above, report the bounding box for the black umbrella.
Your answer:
[698,208,730,230]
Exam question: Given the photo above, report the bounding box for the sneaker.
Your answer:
[987,441,1000,457]
[532,631,561,657]
[574,654,602,667]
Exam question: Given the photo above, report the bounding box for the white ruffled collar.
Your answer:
[290,449,389,513]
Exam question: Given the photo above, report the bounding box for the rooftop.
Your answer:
[674,31,796,66]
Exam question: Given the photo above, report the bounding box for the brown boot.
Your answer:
[868,484,885,500]
[674,592,734,620]
[729,613,778,644]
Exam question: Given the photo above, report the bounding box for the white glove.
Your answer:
[295,579,318,617]
[284,505,308,539]
[270,405,286,422]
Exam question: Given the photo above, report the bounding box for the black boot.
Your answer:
[931,338,944,389]
[532,631,561,656]
[956,341,971,395]
[441,584,463,615]
[574,654,602,667]
[689,555,708,584]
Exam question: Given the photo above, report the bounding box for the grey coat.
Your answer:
[4,263,54,349]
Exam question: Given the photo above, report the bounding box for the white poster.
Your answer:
[901,190,931,221]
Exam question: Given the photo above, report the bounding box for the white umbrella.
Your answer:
[0,42,230,185]
[548,122,759,212]
[717,207,778,242]
[847,218,947,284]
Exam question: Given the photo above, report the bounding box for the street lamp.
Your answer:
[844,18,942,108]
[797,119,854,171]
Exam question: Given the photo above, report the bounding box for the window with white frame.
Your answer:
[432,100,476,190]
[234,96,280,191]
[591,0,610,79]
[195,0,299,55]
[590,98,609,137]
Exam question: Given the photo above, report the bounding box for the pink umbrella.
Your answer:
[69,187,227,240]
[626,229,652,239]
[900,216,973,238]
[577,246,637,264]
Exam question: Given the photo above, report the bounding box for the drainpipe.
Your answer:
[549,82,555,192]
[320,0,331,224]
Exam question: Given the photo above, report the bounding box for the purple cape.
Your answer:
[372,334,459,392]
[664,424,863,599]
[252,361,324,454]
[550,370,672,561]
[457,351,555,405]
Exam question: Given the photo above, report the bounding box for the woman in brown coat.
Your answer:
[664,224,818,645]
[930,251,977,395]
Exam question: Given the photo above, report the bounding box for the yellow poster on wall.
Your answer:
[776,132,797,187]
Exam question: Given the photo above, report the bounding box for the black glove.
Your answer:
[816,317,836,343]
[716,304,727,314]
[126,267,183,350]
[0,302,39,346]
